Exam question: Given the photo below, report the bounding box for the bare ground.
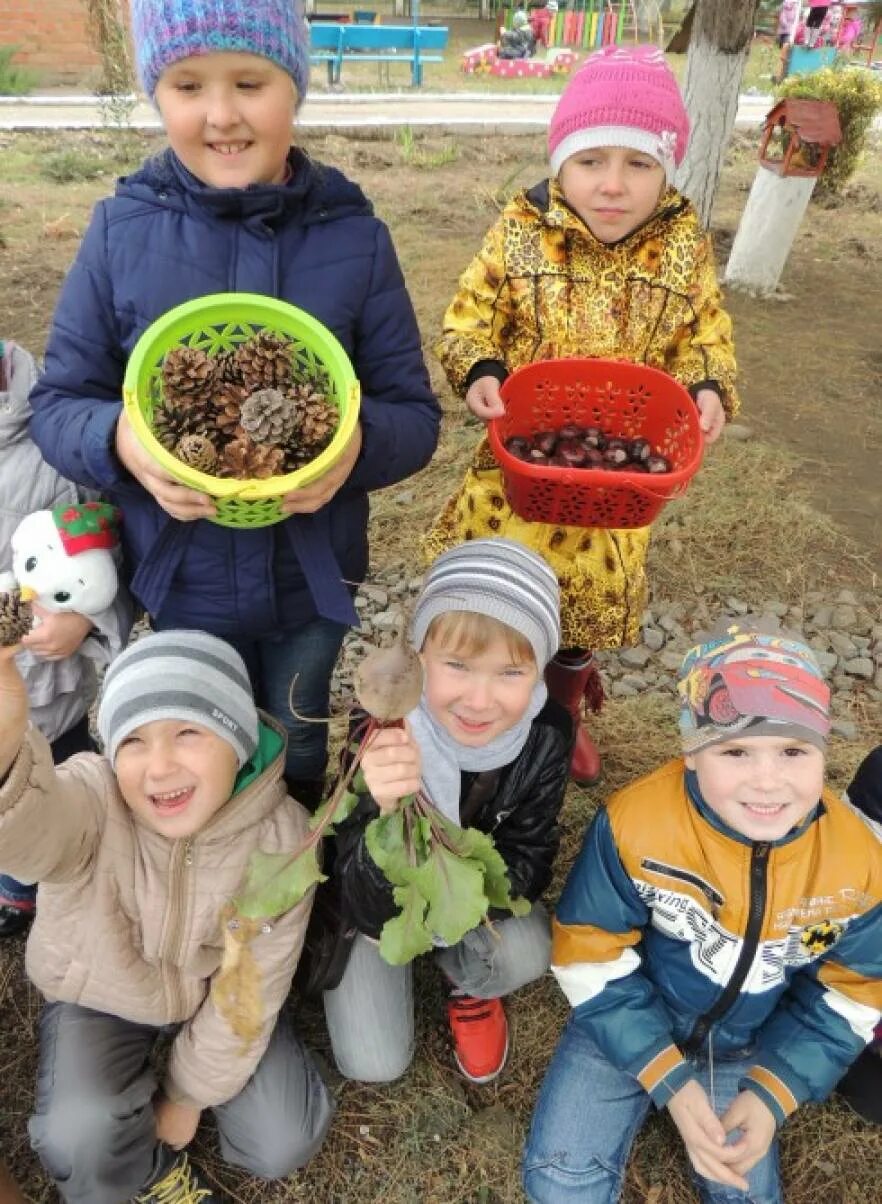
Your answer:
[1,126,881,1201]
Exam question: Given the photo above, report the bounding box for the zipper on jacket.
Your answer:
[162,838,193,1015]
[682,842,770,1056]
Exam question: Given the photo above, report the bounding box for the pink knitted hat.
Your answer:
[548,45,690,183]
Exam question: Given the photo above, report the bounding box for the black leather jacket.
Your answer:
[332,700,573,940]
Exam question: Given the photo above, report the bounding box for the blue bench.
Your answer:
[309,23,448,87]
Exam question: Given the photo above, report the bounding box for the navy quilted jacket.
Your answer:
[29,148,440,635]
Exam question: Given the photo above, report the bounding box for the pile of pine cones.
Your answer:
[153,331,339,480]
[0,589,33,647]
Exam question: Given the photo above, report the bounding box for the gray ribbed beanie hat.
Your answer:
[98,630,259,767]
[410,538,561,669]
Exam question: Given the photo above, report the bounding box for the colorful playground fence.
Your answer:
[498,1,664,50]
[501,2,657,51]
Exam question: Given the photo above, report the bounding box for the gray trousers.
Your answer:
[29,1001,335,1204]
[323,902,551,1082]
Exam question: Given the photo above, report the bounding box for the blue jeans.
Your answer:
[228,618,347,786]
[523,1020,782,1204]
[0,716,94,911]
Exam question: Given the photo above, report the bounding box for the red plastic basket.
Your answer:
[488,358,703,529]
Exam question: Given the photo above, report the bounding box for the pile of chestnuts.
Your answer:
[503,425,671,474]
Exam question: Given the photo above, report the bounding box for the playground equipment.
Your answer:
[498,2,658,52]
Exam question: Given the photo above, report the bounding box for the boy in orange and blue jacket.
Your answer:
[523,621,882,1204]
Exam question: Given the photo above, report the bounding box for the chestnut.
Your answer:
[645,454,671,474]
[603,445,630,466]
[528,448,550,466]
[549,453,571,468]
[629,438,652,463]
[605,437,629,455]
[556,437,588,467]
[505,436,531,460]
[582,447,605,468]
[533,430,558,457]
[558,423,584,441]
[582,426,607,451]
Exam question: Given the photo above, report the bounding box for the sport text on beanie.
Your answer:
[411,538,561,670]
[131,0,309,104]
[97,630,260,767]
[678,622,831,754]
[548,45,690,183]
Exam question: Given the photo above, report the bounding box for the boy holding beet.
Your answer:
[323,539,573,1085]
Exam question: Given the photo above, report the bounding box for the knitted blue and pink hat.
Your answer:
[131,0,309,105]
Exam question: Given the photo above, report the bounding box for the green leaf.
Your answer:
[309,787,360,833]
[379,881,434,965]
[234,848,325,920]
[413,843,488,946]
[439,819,531,916]
[364,811,412,886]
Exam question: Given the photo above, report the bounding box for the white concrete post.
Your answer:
[724,167,817,295]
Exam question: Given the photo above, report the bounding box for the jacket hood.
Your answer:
[521,177,692,250]
[117,146,373,229]
[0,342,38,443]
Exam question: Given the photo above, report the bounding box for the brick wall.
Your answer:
[1,0,133,84]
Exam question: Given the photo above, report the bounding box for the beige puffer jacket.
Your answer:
[0,717,313,1110]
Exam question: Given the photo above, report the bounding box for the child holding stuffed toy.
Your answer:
[0,340,131,938]
[28,0,440,811]
[324,539,572,1085]
[427,46,738,787]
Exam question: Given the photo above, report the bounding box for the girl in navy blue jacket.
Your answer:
[29,0,440,807]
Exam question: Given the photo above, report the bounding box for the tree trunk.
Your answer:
[666,2,695,53]
[674,0,759,227]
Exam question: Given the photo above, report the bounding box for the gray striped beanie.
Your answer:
[98,630,259,767]
[411,539,561,669]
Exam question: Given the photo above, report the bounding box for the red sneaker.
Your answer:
[446,993,509,1083]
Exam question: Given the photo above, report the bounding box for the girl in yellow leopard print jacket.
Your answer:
[426,46,738,785]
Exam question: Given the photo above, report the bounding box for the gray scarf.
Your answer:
[406,682,548,826]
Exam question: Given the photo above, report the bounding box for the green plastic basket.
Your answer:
[122,293,360,529]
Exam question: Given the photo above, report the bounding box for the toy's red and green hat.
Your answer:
[52,502,121,557]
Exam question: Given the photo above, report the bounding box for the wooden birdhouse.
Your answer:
[758,98,843,179]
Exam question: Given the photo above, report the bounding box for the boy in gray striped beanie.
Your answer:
[324,540,571,1088]
[0,630,334,1202]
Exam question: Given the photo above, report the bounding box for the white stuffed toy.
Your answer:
[0,502,121,643]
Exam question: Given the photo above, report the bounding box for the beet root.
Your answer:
[354,637,424,722]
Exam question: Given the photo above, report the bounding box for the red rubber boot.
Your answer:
[545,652,603,785]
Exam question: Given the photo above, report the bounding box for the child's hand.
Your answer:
[465,376,505,421]
[21,606,94,660]
[667,1079,749,1192]
[361,722,421,814]
[695,388,725,444]
[281,424,363,516]
[116,412,216,522]
[153,1093,201,1150]
[720,1090,777,1177]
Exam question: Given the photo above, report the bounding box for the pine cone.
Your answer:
[174,433,218,474]
[161,345,218,403]
[219,432,286,480]
[152,400,213,451]
[215,348,245,386]
[211,382,249,438]
[234,331,294,392]
[0,589,33,646]
[290,386,338,457]
[240,388,299,446]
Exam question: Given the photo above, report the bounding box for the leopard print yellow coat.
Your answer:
[425,179,738,651]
